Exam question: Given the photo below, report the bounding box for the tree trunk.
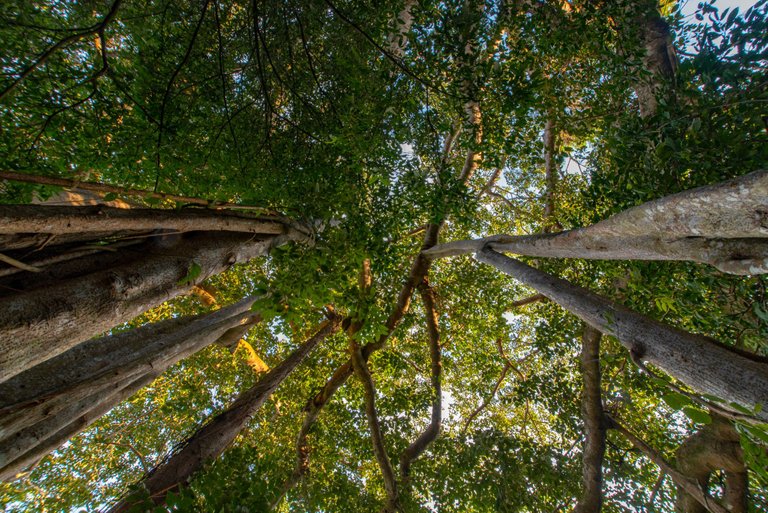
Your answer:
[475,249,768,420]
[106,316,341,513]
[0,231,281,382]
[574,325,606,513]
[0,297,259,434]
[674,415,748,513]
[0,298,260,481]
[425,170,768,275]
[634,2,676,118]
[0,204,287,238]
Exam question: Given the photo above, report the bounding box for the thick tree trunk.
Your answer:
[0,231,284,382]
[107,316,341,513]
[0,297,259,434]
[0,204,286,238]
[574,325,606,513]
[425,170,768,275]
[607,415,728,513]
[674,416,748,513]
[475,249,768,420]
[634,3,676,118]
[0,298,260,481]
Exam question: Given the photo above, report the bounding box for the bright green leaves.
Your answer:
[177,262,202,286]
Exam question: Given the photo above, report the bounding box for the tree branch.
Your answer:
[605,414,728,513]
[0,0,122,103]
[399,280,442,484]
[350,338,399,512]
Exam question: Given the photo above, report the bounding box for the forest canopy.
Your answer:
[0,0,767,512]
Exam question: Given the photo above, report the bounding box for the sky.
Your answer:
[680,0,759,17]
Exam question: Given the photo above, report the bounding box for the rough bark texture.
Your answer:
[607,415,728,513]
[0,371,154,481]
[0,298,258,431]
[476,249,768,420]
[0,231,279,382]
[107,317,340,513]
[634,3,677,118]
[574,325,606,513]
[542,117,558,231]
[425,170,768,275]
[0,298,259,481]
[674,416,748,513]
[0,204,286,237]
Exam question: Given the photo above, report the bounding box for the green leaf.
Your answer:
[683,406,712,424]
[744,425,768,444]
[177,262,202,286]
[662,392,692,411]
[103,192,118,201]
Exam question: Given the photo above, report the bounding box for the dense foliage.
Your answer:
[0,0,766,511]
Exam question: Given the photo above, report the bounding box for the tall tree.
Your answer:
[0,0,766,511]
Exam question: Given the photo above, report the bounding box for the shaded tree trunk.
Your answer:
[106,316,341,513]
[574,325,606,513]
[425,170,768,275]
[0,297,260,481]
[475,249,768,420]
[0,204,287,240]
[606,415,729,513]
[0,231,288,382]
[634,2,677,118]
[675,415,748,513]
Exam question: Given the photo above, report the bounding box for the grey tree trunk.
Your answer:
[0,297,261,481]
[106,317,341,513]
[425,170,768,275]
[0,231,281,382]
[0,204,287,240]
[475,248,768,420]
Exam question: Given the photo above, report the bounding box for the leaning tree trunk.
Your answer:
[425,170,768,275]
[475,249,768,420]
[0,230,293,382]
[0,297,261,481]
[107,316,341,513]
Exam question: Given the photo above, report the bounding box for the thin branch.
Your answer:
[154,0,211,191]
[0,253,42,273]
[399,280,442,483]
[350,339,399,512]
[0,0,122,103]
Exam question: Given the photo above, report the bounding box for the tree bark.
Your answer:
[0,204,287,238]
[674,416,748,513]
[607,415,728,513]
[574,325,606,513]
[0,297,259,433]
[425,170,768,275]
[106,316,341,513]
[0,231,288,382]
[0,298,260,481]
[475,249,768,420]
[634,2,676,118]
